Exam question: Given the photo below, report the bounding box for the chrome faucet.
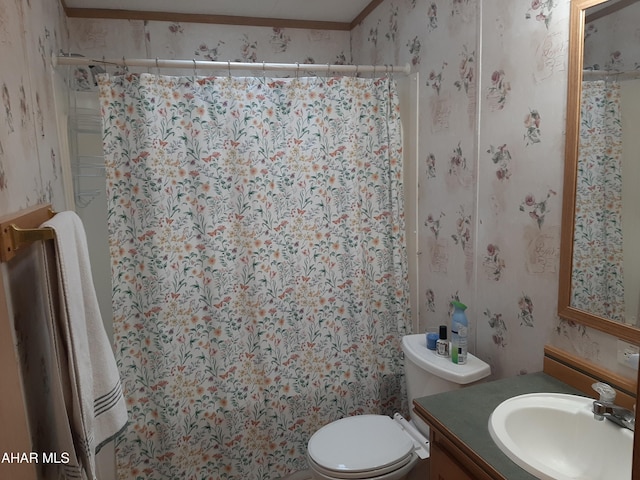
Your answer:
[591,382,635,431]
[592,401,635,432]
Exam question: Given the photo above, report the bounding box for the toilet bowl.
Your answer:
[306,334,491,480]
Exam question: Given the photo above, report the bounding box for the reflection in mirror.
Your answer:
[570,0,640,327]
[559,0,640,345]
[574,0,640,326]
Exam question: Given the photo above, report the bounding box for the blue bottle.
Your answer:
[450,301,468,365]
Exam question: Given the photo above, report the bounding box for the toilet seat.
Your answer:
[307,415,421,480]
[307,454,417,480]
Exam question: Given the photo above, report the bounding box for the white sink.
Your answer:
[488,393,633,480]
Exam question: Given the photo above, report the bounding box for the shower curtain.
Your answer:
[98,73,410,479]
[571,80,625,322]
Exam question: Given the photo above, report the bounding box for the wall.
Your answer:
[351,0,634,380]
[0,0,68,477]
[66,18,351,78]
[583,2,640,71]
[0,0,68,213]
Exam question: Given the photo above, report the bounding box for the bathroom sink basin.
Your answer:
[488,393,633,480]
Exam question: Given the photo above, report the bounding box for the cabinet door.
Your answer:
[430,440,474,480]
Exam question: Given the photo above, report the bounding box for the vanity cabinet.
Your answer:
[428,424,499,480]
[414,351,638,480]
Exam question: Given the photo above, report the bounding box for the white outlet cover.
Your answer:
[617,340,640,366]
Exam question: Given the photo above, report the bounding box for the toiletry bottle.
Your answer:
[450,301,468,365]
[426,331,438,350]
[436,325,448,357]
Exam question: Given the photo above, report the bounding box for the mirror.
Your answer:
[559,0,640,345]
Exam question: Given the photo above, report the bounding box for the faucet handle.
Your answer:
[592,382,616,403]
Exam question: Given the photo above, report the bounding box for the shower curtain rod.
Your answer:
[54,55,412,76]
[583,69,640,80]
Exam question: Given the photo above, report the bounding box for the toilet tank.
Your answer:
[401,334,491,434]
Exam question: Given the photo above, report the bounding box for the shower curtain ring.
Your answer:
[327,63,330,77]
[372,64,376,77]
[228,61,231,78]
[296,62,300,79]
[193,59,197,77]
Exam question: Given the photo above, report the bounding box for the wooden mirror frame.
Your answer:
[558,0,640,345]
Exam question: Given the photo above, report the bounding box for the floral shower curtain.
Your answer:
[571,80,625,322]
[98,73,410,479]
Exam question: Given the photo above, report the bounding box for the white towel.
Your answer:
[41,241,88,479]
[42,211,127,480]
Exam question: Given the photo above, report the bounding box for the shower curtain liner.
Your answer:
[99,72,411,479]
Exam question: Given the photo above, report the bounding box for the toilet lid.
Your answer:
[307,415,414,474]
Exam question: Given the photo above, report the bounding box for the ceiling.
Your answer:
[62,0,379,29]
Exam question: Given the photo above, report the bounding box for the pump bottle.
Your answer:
[450,301,468,365]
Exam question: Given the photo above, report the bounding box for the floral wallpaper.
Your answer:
[583,2,640,72]
[0,0,67,216]
[352,0,635,379]
[66,18,350,89]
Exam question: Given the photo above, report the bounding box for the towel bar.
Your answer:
[0,205,56,262]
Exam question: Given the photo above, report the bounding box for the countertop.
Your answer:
[413,371,586,480]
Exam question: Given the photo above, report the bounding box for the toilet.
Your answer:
[305,333,491,480]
